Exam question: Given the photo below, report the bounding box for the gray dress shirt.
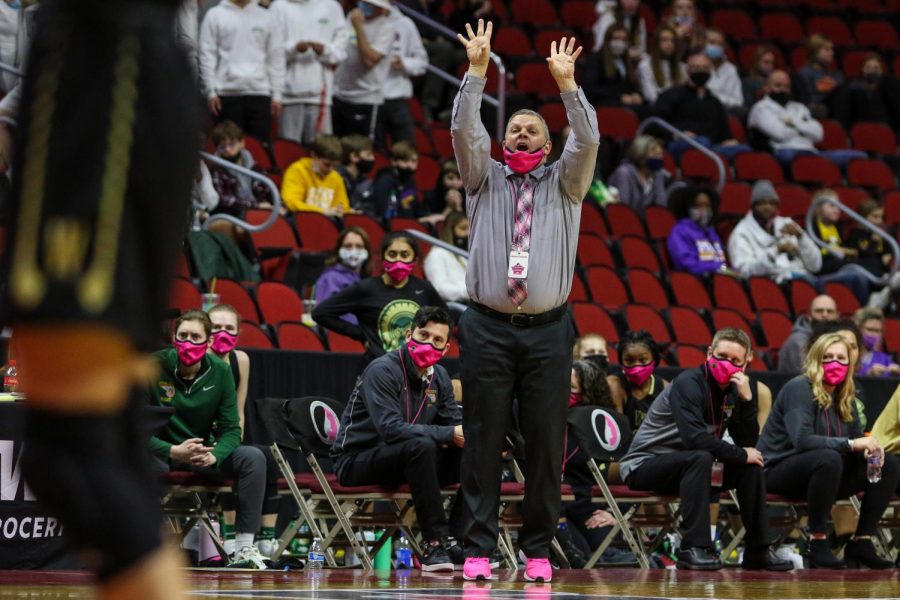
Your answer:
[451,74,600,314]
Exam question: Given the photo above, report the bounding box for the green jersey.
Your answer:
[148,348,240,465]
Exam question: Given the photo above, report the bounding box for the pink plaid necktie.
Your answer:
[507,177,534,307]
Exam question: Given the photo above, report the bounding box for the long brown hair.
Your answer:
[601,24,638,83]
[803,333,856,422]
[325,226,372,276]
[650,26,684,88]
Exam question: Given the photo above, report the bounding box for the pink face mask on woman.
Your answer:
[707,356,742,385]
[502,146,545,174]
[383,260,415,283]
[174,338,208,366]
[407,339,445,369]
[623,364,654,387]
[210,331,238,355]
[822,360,850,385]
[568,391,582,407]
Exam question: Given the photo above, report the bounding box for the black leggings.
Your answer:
[765,448,900,536]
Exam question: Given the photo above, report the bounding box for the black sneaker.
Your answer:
[420,542,454,572]
[443,537,466,569]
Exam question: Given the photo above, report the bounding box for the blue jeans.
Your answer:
[794,266,871,304]
[668,135,751,162]
[775,148,867,168]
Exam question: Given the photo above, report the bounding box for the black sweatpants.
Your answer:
[376,98,415,151]
[627,450,770,550]
[457,307,575,558]
[217,94,273,145]
[765,448,900,536]
[337,438,462,541]
[332,97,379,140]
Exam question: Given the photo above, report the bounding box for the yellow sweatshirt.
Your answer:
[281,157,350,214]
[871,384,900,455]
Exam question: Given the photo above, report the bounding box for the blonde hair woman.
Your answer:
[758,333,898,568]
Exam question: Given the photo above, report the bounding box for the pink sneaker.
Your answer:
[463,557,492,581]
[524,557,552,583]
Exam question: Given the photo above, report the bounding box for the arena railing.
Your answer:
[402,227,469,315]
[394,3,507,142]
[636,116,726,193]
[198,151,283,234]
[805,193,899,286]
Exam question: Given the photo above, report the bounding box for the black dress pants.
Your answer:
[337,437,461,541]
[765,448,900,536]
[627,450,770,550]
[457,307,575,558]
[218,95,273,144]
[332,97,379,140]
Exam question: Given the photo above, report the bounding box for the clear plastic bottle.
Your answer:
[2,359,17,393]
[395,535,412,569]
[307,537,325,570]
[864,433,882,484]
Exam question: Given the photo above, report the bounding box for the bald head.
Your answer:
[810,295,838,322]
[766,69,791,93]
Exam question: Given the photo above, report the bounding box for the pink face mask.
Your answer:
[407,338,445,369]
[174,338,208,366]
[383,260,415,283]
[568,392,582,408]
[623,364,654,387]
[503,146,545,174]
[822,360,850,385]
[707,356,742,385]
[210,331,238,355]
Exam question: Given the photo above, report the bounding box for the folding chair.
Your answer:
[160,471,232,562]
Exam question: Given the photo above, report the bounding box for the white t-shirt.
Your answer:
[333,14,395,105]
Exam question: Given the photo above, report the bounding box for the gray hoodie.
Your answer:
[777,315,813,374]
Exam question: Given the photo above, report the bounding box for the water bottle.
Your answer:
[395,535,412,569]
[2,359,18,393]
[307,537,325,570]
[866,449,883,483]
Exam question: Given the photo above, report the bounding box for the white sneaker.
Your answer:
[774,544,804,570]
[256,538,278,560]
[223,539,236,557]
[229,545,269,569]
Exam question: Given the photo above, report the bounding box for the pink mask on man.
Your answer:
[568,392,582,407]
[503,146,545,174]
[174,338,208,366]
[210,331,238,355]
[623,364,654,387]
[383,260,415,282]
[707,356,742,385]
[407,339,445,369]
[822,360,850,385]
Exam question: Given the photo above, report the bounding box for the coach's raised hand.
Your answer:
[457,19,493,79]
[547,37,582,93]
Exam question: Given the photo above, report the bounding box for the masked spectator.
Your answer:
[637,25,686,104]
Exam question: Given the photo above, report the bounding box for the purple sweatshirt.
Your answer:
[667,218,727,275]
[314,264,361,325]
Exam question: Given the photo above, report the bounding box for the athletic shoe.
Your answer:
[229,545,269,570]
[419,542,454,572]
[524,557,552,583]
[774,544,804,570]
[463,557,492,581]
[255,538,278,560]
[223,538,236,557]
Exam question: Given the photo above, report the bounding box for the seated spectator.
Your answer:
[742,45,777,109]
[758,333,899,569]
[728,180,823,283]
[811,190,871,303]
[574,333,610,365]
[664,0,705,61]
[619,328,793,571]
[778,294,838,374]
[425,159,465,217]
[637,26,685,104]
[583,25,645,111]
[424,211,469,303]
[312,232,445,364]
[209,120,273,217]
[666,185,730,276]
[854,307,900,377]
[338,134,376,214]
[281,134,350,216]
[607,135,670,215]
[871,383,900,462]
[747,70,864,167]
[794,34,843,118]
[314,227,373,324]
[609,330,668,431]
[846,200,899,309]
[378,5,428,149]
[191,158,220,226]
[592,0,646,53]
[654,52,750,161]
[372,141,429,222]
[841,53,900,135]
[149,310,273,569]
[331,306,463,571]
[703,29,743,112]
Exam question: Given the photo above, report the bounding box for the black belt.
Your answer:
[470,302,567,327]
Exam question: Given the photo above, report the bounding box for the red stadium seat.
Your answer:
[510,0,557,26]
[713,273,754,320]
[748,276,791,316]
[214,279,260,324]
[257,282,304,326]
[668,306,714,346]
[327,332,365,353]
[560,0,597,30]
[571,302,620,343]
[681,149,726,185]
[759,310,793,348]
[242,136,271,170]
[245,209,301,252]
[850,122,898,156]
[580,202,609,236]
[538,102,568,133]
[807,16,853,47]
[276,322,325,351]
[789,278,818,317]
[833,186,869,211]
[414,127,435,157]
[493,26,533,57]
[719,182,752,216]
[883,190,900,225]
[577,233,615,268]
[238,322,275,349]
[535,30,579,57]
[774,184,811,219]
[343,213,385,254]
[816,119,849,151]
[823,282,861,315]
[884,317,900,353]
[596,107,639,141]
[854,21,899,51]
[273,138,307,170]
[515,62,559,96]
[673,344,708,368]
[759,13,805,44]
[645,206,675,240]
[294,212,341,252]
[569,272,589,303]
[628,269,670,310]
[847,159,896,192]
[606,204,646,238]
[625,304,672,344]
[710,9,757,41]
[431,127,454,159]
[711,308,756,343]
[841,50,870,80]
[670,271,713,310]
[414,155,441,193]
[169,278,202,313]
[734,152,783,184]
[584,266,629,309]
[738,43,785,74]
[791,155,842,187]
[728,115,746,143]
[619,236,662,273]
